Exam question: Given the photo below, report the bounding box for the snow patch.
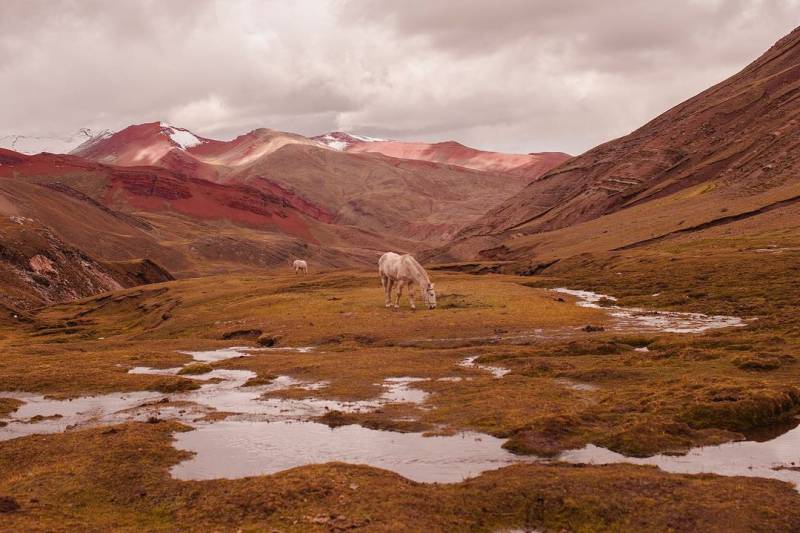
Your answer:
[160,123,204,150]
[313,132,388,151]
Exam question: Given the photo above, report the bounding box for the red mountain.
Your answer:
[313,132,570,180]
[72,123,549,244]
[437,26,800,262]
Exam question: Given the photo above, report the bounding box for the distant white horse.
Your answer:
[292,259,308,275]
[378,252,436,310]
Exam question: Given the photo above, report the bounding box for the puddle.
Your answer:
[559,423,800,489]
[381,377,429,404]
[552,288,745,333]
[6,340,800,488]
[460,356,511,378]
[171,420,525,483]
[0,391,162,440]
[181,345,316,362]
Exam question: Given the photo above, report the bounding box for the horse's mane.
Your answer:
[403,255,431,285]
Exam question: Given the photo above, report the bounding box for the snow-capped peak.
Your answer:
[311,131,388,151]
[0,128,109,155]
[159,122,204,150]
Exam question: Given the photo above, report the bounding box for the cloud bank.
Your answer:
[1,0,798,154]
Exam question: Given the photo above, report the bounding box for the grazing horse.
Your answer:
[378,252,436,310]
[292,259,308,275]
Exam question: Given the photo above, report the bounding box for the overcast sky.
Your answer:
[1,0,798,155]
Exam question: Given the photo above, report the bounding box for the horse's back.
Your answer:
[379,252,406,278]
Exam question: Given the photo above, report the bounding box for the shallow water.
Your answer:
[460,356,511,378]
[181,345,316,363]
[381,377,429,403]
[0,390,162,440]
[560,423,800,488]
[6,335,800,488]
[552,288,745,333]
[171,420,524,483]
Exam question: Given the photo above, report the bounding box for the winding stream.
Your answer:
[552,288,745,333]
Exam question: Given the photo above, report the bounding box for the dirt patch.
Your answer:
[221,329,262,340]
[0,496,20,513]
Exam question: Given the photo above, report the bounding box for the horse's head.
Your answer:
[424,282,437,309]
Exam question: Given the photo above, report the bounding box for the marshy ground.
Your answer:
[2,239,800,531]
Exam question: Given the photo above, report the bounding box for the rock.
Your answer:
[0,496,20,513]
[582,325,605,332]
[256,334,280,347]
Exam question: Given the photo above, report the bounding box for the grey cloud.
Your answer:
[0,0,798,155]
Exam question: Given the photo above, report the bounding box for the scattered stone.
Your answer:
[582,325,605,332]
[146,416,161,424]
[0,496,20,513]
[256,333,280,347]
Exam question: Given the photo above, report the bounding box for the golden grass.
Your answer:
[3,251,800,530]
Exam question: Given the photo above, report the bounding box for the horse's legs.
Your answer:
[407,283,416,310]
[382,276,393,307]
[394,281,404,308]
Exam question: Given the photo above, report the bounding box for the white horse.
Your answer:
[378,252,436,310]
[292,259,308,275]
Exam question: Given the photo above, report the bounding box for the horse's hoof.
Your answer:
[385,304,392,308]
[393,305,399,309]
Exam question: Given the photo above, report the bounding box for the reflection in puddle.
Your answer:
[182,345,316,363]
[560,423,800,489]
[171,420,525,483]
[0,391,161,440]
[8,340,800,489]
[460,356,510,378]
[552,288,745,333]
[381,377,429,404]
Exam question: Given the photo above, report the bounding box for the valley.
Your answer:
[1,10,800,532]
